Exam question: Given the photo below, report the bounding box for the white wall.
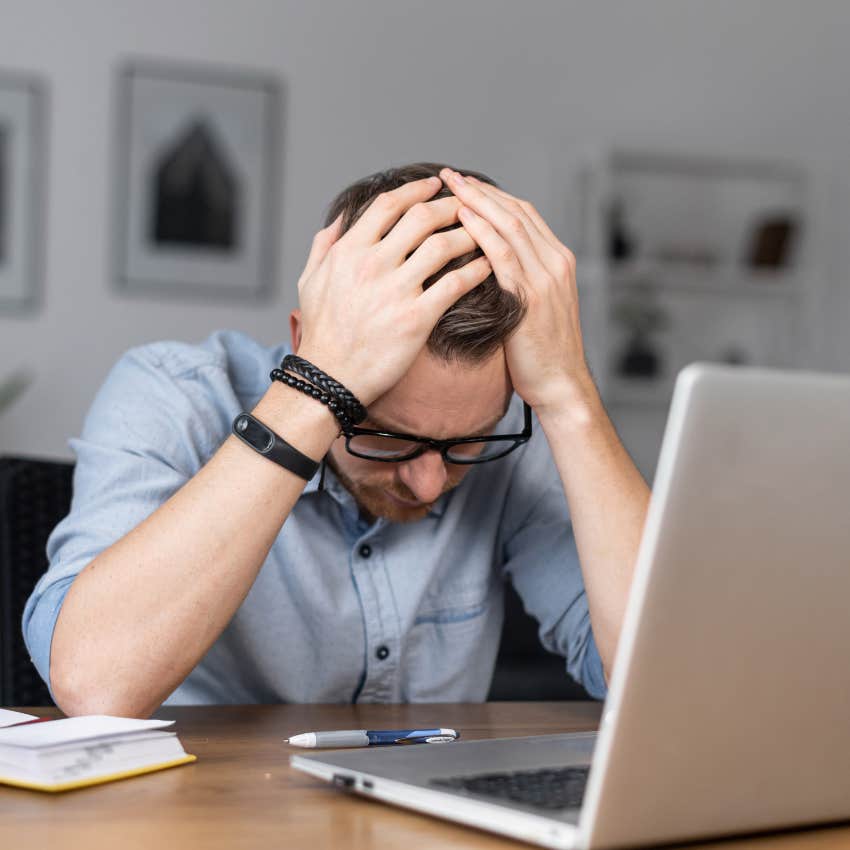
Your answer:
[2,0,850,459]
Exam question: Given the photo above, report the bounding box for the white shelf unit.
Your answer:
[576,150,810,476]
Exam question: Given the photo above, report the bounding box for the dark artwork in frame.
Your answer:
[151,119,239,251]
[0,73,45,314]
[115,61,280,300]
[0,123,7,264]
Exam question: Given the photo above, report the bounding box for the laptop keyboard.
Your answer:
[430,765,590,811]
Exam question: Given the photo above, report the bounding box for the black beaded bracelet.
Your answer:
[270,367,355,432]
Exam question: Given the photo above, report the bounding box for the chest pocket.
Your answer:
[413,575,493,625]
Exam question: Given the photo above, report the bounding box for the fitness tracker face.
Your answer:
[231,413,320,481]
[234,414,274,454]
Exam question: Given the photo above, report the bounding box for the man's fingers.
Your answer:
[466,178,551,245]
[378,196,462,266]
[300,215,342,285]
[455,205,525,296]
[440,170,549,280]
[402,226,478,287]
[418,256,493,324]
[467,176,570,259]
[348,176,443,245]
[463,177,565,269]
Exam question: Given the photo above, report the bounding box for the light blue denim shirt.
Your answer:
[22,330,607,704]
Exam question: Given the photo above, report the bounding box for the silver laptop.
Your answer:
[291,363,850,849]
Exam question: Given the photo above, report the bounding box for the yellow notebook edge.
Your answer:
[0,753,197,793]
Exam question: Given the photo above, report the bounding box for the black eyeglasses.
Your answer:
[341,402,532,464]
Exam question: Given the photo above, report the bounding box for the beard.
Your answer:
[327,454,465,524]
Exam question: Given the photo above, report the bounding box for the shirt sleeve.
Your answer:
[498,419,608,700]
[21,342,236,694]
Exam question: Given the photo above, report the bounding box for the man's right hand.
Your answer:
[295,176,492,405]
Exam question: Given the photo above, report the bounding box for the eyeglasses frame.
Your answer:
[341,401,533,464]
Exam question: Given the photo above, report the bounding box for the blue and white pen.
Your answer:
[286,728,459,748]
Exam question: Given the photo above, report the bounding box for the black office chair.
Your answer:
[0,456,73,706]
[487,579,591,701]
[0,454,589,706]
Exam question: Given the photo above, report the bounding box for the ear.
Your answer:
[289,309,302,352]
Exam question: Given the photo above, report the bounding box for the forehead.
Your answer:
[366,349,512,439]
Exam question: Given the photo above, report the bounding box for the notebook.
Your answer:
[0,714,196,792]
[0,709,40,728]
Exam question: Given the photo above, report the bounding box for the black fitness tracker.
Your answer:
[231,413,319,481]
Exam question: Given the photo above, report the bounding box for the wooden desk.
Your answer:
[0,702,847,849]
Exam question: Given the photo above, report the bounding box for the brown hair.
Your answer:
[324,162,525,363]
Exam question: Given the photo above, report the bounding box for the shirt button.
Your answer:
[358,544,372,558]
[375,645,390,661]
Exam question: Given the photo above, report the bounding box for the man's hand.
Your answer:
[440,167,593,416]
[441,169,650,681]
[296,177,492,406]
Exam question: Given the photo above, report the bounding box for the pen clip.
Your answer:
[393,734,456,745]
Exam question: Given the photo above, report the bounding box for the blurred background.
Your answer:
[1,0,848,480]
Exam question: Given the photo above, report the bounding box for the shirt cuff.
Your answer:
[21,575,75,702]
[580,631,608,700]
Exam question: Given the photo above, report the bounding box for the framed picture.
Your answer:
[0,73,45,313]
[115,61,280,299]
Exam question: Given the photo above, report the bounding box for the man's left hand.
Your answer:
[440,167,593,415]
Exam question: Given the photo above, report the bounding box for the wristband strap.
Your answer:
[232,413,319,481]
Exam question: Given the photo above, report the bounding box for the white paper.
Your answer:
[0,715,174,749]
[0,709,39,728]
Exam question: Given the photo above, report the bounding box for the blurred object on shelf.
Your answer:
[745,214,799,269]
[606,198,637,262]
[611,282,670,380]
[0,369,32,416]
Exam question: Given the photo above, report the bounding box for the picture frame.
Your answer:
[114,61,280,299]
[0,73,46,314]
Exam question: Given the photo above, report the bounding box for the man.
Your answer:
[23,163,649,717]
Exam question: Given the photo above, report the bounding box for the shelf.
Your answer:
[579,147,810,471]
[608,260,801,299]
[608,150,805,183]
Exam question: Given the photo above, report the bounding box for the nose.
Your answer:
[396,450,447,504]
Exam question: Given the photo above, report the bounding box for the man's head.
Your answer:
[293,162,526,522]
[325,162,525,363]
